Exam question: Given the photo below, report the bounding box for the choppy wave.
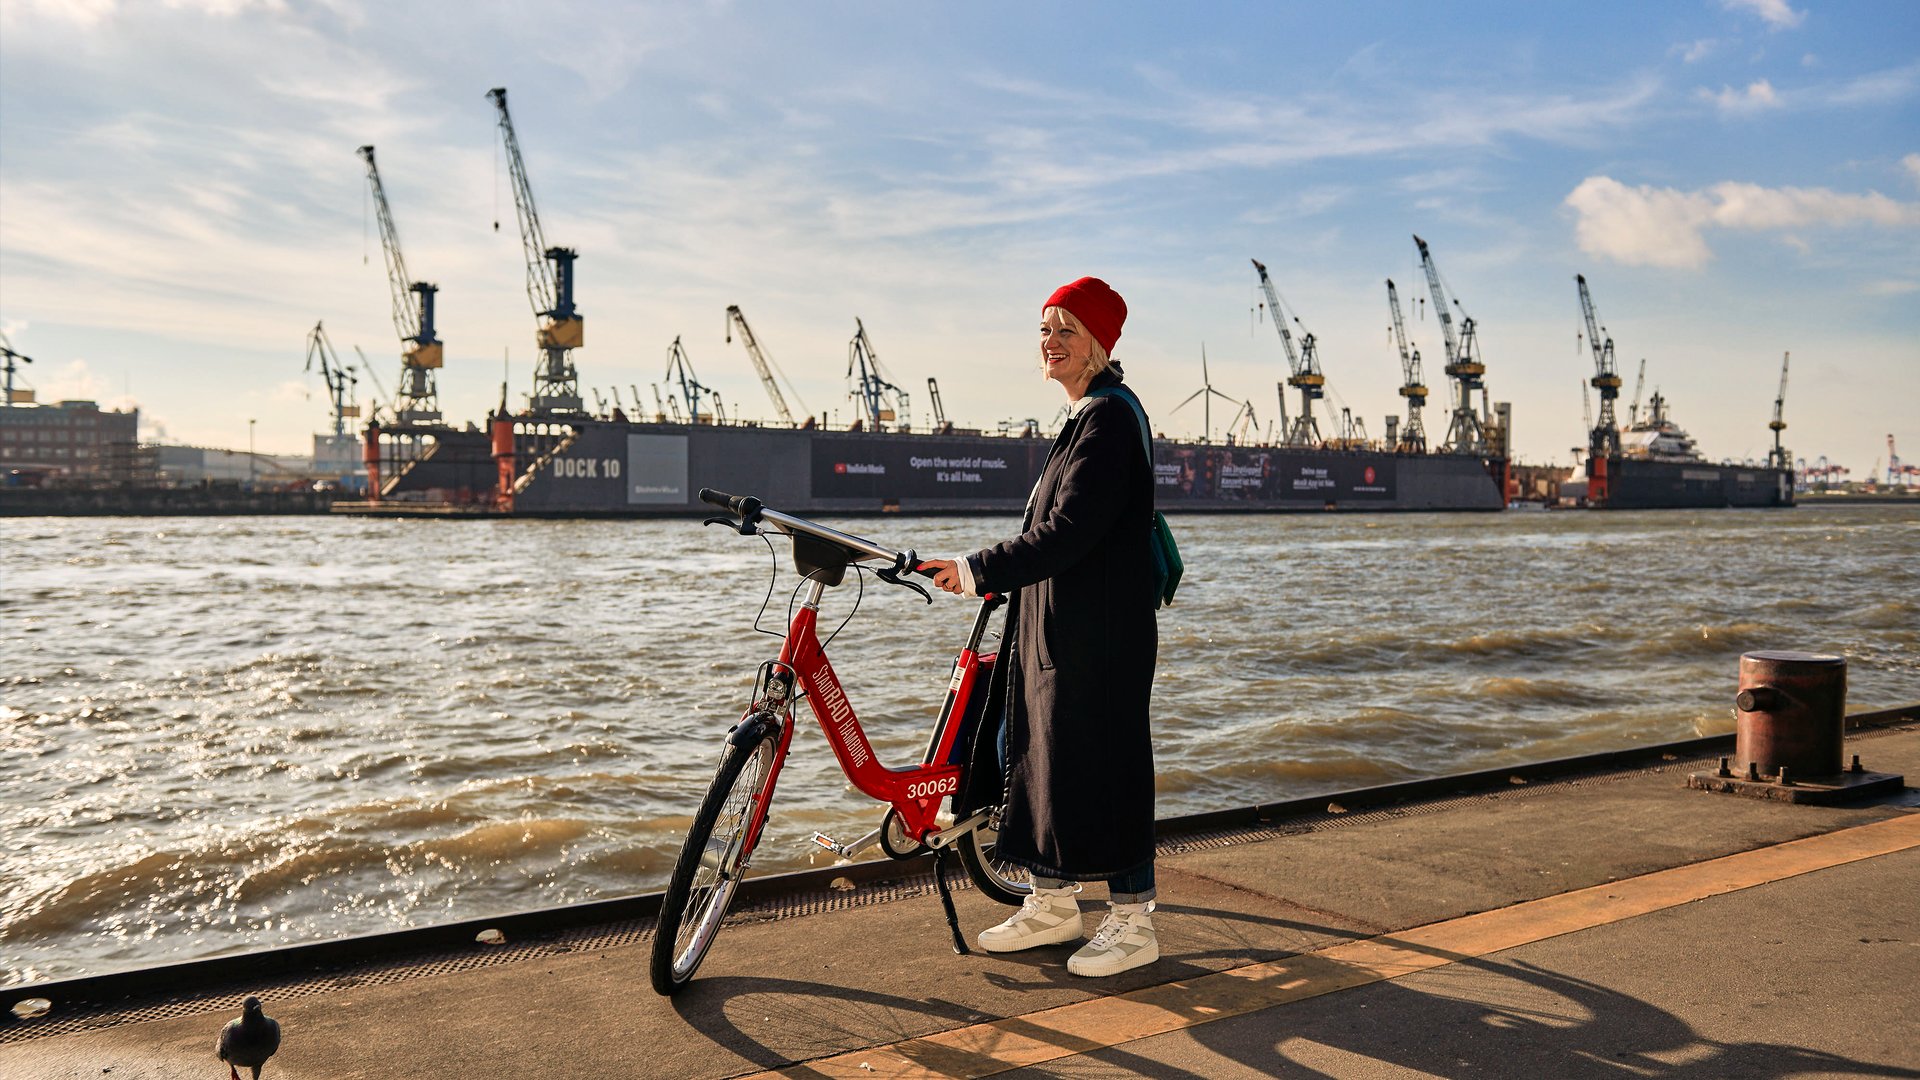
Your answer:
[5,503,1917,983]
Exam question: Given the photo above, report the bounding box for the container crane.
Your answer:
[1768,351,1791,470]
[665,336,717,424]
[724,305,810,427]
[848,318,909,432]
[358,145,443,424]
[0,332,31,407]
[1413,235,1490,455]
[1385,279,1427,453]
[303,321,360,438]
[926,377,954,434]
[1251,258,1325,446]
[487,87,583,416]
[1576,274,1623,462]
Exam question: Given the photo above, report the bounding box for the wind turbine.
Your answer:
[1171,345,1241,444]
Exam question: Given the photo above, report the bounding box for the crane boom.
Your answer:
[487,87,583,414]
[304,321,361,439]
[926,377,952,432]
[848,318,909,431]
[1385,279,1427,453]
[1412,235,1490,455]
[1251,258,1324,447]
[357,145,442,424]
[665,336,716,423]
[724,305,807,426]
[1768,351,1791,470]
[1576,274,1621,460]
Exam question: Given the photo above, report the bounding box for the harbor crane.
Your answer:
[926,377,954,433]
[1413,235,1491,455]
[848,318,910,431]
[0,331,31,407]
[1629,357,1647,426]
[1576,274,1622,460]
[303,321,360,438]
[665,336,718,424]
[358,145,443,424]
[1768,351,1791,471]
[724,305,810,426]
[1385,279,1427,453]
[1227,399,1259,445]
[1251,258,1325,446]
[488,87,583,415]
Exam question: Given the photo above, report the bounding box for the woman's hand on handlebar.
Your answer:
[920,559,966,595]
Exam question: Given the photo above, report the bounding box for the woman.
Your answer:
[924,276,1160,978]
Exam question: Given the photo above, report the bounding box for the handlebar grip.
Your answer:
[698,488,760,518]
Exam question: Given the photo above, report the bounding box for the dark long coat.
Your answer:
[964,368,1158,880]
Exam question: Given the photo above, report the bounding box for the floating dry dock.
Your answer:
[5,705,1916,1078]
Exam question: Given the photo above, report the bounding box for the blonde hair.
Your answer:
[1039,305,1113,379]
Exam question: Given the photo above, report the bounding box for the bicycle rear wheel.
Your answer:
[650,721,779,995]
[955,807,1031,907]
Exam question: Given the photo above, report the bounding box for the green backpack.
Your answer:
[1088,387,1184,608]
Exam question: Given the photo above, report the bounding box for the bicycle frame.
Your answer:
[735,576,1002,860]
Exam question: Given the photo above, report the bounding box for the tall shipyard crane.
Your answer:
[304,321,360,437]
[1251,258,1325,446]
[358,145,443,424]
[665,336,717,423]
[725,305,810,427]
[848,318,910,431]
[1576,274,1622,461]
[488,87,583,415]
[1769,351,1791,470]
[1413,236,1490,455]
[1384,279,1427,453]
[926,378,954,433]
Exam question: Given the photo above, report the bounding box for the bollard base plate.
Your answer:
[1687,769,1905,805]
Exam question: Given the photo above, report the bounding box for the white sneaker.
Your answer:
[1067,901,1158,977]
[977,886,1083,953]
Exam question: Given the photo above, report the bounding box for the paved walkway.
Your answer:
[6,724,1917,1079]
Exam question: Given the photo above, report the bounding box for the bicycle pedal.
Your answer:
[808,832,850,857]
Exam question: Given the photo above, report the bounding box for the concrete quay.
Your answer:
[5,712,1918,1079]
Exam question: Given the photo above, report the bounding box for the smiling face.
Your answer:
[1040,305,1104,398]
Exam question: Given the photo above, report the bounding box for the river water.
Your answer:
[3,504,1916,985]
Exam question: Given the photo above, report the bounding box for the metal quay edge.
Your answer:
[5,700,1914,1019]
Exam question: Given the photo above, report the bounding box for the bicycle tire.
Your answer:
[955,807,1031,906]
[650,721,779,995]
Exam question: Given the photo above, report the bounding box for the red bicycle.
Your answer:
[649,489,1031,995]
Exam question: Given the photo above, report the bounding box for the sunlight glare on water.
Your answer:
[2,504,1915,983]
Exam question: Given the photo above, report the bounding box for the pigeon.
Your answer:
[216,996,280,1080]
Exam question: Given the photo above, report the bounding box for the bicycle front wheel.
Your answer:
[650,721,779,995]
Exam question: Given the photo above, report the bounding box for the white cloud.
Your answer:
[1864,280,1920,296]
[1701,79,1781,112]
[1565,176,1920,269]
[1677,39,1717,64]
[1723,0,1805,30]
[1904,153,1920,188]
[38,359,111,402]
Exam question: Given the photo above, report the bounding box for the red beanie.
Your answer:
[1044,277,1127,355]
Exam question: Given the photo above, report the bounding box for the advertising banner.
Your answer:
[626,433,690,504]
[1152,446,1396,502]
[811,436,1038,500]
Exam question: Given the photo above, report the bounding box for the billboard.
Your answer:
[1153,447,1396,502]
[811,436,1039,500]
[626,433,689,504]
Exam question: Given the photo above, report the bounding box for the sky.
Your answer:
[2,0,1916,472]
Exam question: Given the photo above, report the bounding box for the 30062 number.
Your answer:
[906,777,958,800]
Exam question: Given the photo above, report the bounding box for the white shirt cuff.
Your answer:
[956,555,981,598]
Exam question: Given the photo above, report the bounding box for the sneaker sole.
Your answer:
[976,919,1085,953]
[1067,939,1159,977]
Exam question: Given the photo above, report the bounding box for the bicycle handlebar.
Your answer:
[702,486,915,569]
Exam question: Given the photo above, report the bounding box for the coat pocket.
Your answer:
[1033,579,1056,670]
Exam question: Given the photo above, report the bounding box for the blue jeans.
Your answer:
[1034,862,1155,905]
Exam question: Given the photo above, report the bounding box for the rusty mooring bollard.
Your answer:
[1733,650,1846,780]
[1690,650,1902,805]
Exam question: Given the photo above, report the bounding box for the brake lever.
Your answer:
[703,514,757,536]
[874,563,933,604]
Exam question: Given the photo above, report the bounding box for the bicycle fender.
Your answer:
[728,711,779,749]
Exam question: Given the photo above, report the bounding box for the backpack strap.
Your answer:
[1085,386,1153,463]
